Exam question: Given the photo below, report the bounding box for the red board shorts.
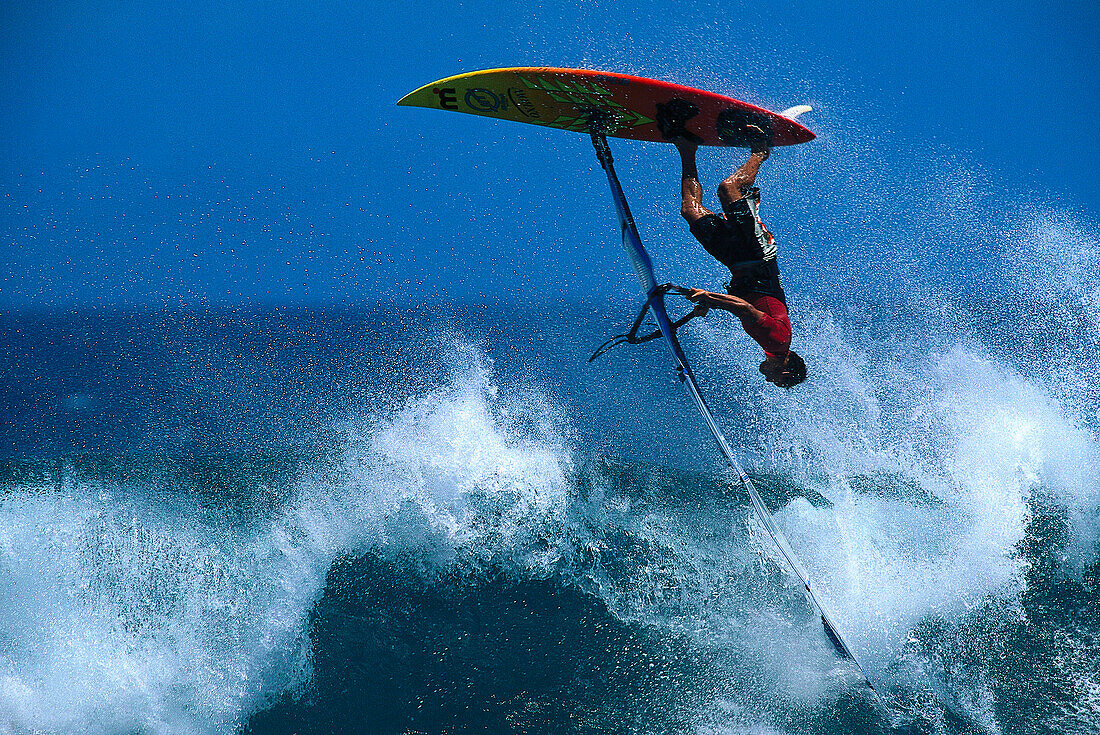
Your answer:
[738,294,791,358]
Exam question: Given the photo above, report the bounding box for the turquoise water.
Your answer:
[1,284,1097,733]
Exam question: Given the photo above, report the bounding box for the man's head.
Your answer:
[759,350,807,389]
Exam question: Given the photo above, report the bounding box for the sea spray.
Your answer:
[0,281,1097,733]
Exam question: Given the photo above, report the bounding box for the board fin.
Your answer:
[780,105,813,121]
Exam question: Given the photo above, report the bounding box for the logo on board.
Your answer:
[464,88,505,112]
[507,87,540,118]
[432,87,458,110]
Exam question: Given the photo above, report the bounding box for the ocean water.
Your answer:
[1,0,1095,728]
[2,201,1099,735]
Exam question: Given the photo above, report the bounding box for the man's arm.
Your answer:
[676,139,712,226]
[685,288,767,325]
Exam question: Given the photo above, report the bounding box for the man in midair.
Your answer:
[673,134,806,388]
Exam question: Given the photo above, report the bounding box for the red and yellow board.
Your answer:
[398,67,814,148]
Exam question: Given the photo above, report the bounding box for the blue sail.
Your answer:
[589,131,872,688]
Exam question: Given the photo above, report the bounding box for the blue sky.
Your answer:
[1,0,1096,309]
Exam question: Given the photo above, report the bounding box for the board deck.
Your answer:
[398,67,815,148]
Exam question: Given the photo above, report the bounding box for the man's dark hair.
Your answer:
[775,351,807,389]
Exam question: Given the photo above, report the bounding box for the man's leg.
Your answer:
[717,147,769,208]
[676,139,711,224]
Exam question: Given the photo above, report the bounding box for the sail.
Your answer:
[589,130,872,686]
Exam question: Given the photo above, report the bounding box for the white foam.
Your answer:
[675,259,1100,717]
[4,281,1098,732]
[0,488,316,733]
[0,341,574,733]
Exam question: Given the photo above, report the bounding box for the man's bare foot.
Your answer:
[744,124,770,158]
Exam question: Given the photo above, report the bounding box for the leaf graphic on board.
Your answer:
[522,75,653,133]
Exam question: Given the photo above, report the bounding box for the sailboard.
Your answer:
[399,68,872,689]
[398,67,815,147]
